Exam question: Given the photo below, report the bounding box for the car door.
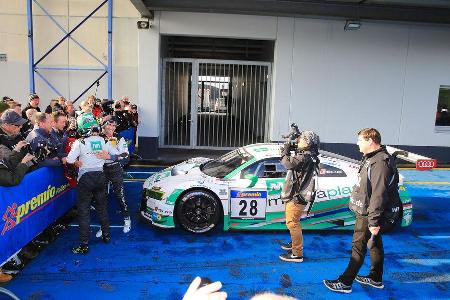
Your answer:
[227,157,288,230]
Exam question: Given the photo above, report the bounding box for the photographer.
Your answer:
[279,130,320,263]
[113,100,131,133]
[25,112,66,167]
[0,110,35,186]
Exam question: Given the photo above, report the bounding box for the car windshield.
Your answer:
[201,149,253,178]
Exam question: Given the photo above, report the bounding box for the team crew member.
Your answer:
[95,118,131,237]
[66,114,119,254]
[279,131,320,263]
[324,128,391,293]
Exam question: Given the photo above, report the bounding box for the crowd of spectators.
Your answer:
[0,93,139,187]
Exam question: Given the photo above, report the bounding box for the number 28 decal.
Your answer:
[230,190,267,220]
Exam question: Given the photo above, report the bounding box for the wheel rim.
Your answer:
[180,193,218,232]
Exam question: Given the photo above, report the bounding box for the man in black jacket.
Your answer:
[324,128,390,293]
[22,94,41,118]
[279,130,320,263]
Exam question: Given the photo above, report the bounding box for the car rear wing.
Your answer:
[385,146,436,170]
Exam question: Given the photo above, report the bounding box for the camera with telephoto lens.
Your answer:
[281,123,301,151]
[25,142,55,163]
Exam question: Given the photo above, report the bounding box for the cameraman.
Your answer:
[0,110,35,186]
[279,130,320,263]
[25,112,66,167]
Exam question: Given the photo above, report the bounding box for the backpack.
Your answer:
[367,153,402,232]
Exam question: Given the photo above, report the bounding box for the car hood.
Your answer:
[143,157,212,189]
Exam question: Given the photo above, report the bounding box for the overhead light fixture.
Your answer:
[344,20,361,31]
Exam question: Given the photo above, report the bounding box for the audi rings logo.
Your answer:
[416,159,437,170]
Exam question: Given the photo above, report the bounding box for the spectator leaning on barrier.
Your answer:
[25,112,66,167]
[66,113,120,254]
[52,111,69,150]
[0,110,35,186]
[22,93,41,118]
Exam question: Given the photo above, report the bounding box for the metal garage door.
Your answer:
[161,59,271,149]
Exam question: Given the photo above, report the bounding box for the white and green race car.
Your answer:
[140,143,433,233]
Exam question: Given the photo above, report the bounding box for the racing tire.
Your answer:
[175,190,222,234]
[380,194,403,233]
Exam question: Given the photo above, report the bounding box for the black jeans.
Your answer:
[76,171,110,244]
[104,162,130,218]
[339,215,384,285]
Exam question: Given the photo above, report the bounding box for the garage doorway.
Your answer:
[161,59,271,149]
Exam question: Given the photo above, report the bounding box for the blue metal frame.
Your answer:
[27,0,113,102]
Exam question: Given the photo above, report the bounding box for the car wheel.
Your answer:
[175,190,222,233]
[380,195,403,233]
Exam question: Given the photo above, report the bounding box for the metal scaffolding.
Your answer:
[27,0,113,102]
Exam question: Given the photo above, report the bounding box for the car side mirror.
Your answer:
[244,174,258,188]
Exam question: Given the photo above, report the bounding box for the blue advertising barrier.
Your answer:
[118,127,136,154]
[0,167,76,265]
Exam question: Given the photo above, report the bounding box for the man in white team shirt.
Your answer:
[66,113,119,254]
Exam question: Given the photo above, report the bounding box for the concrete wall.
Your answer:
[273,18,450,148]
[0,0,139,108]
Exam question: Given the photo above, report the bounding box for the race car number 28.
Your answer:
[230,190,267,219]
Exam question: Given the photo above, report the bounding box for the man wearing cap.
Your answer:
[22,94,41,118]
[0,109,35,186]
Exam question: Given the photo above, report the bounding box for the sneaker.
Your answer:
[72,244,89,254]
[355,275,384,289]
[102,234,111,244]
[280,241,292,251]
[123,218,131,233]
[279,252,303,262]
[323,279,352,293]
[95,229,103,238]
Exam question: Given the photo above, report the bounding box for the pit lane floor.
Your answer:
[5,168,450,300]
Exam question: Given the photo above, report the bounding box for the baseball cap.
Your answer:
[1,109,27,126]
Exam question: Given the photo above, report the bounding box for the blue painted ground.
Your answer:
[5,168,450,300]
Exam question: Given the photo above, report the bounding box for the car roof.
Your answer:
[242,143,360,165]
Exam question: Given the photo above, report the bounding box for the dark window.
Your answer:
[435,86,450,127]
[318,163,346,177]
[241,158,287,179]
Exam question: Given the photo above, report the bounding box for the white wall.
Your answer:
[0,0,139,108]
[272,18,450,147]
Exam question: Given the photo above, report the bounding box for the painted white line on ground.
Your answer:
[418,235,450,239]
[405,274,450,283]
[399,259,450,266]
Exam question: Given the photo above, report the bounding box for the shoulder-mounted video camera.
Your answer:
[282,123,301,151]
